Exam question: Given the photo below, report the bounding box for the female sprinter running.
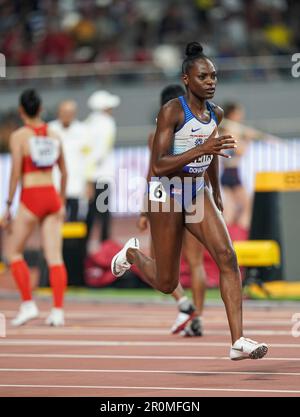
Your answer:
[112,42,268,360]
[2,89,68,327]
[138,84,207,336]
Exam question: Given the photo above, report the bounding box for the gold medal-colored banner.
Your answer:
[255,171,300,192]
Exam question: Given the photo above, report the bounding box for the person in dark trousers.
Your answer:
[85,90,120,244]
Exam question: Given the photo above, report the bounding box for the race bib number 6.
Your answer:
[149,181,167,203]
[29,136,59,167]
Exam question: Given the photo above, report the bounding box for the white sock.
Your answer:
[177,296,188,307]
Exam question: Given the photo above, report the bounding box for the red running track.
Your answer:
[0,299,300,397]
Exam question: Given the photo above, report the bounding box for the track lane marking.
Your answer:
[0,384,300,394]
[0,368,300,376]
[0,353,299,361]
[0,339,298,346]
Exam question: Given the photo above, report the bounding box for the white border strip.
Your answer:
[0,353,298,361]
[0,339,296,347]
[5,328,297,336]
[0,368,300,377]
[0,384,299,394]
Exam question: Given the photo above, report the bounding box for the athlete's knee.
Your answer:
[186,257,203,270]
[45,255,64,266]
[5,244,23,264]
[159,279,178,294]
[216,246,239,272]
[7,254,23,264]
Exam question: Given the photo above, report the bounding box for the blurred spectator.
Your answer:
[1,24,25,65]
[263,10,292,53]
[220,102,255,231]
[71,6,97,47]
[0,1,17,34]
[132,18,152,62]
[17,42,38,67]
[153,44,181,76]
[0,111,21,154]
[85,90,120,245]
[49,100,89,222]
[158,2,186,44]
[193,0,215,33]
[98,38,124,63]
[222,0,248,51]
[39,20,74,64]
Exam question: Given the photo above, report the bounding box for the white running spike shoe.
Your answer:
[11,301,39,327]
[171,311,194,334]
[171,299,196,334]
[45,308,65,327]
[111,238,140,278]
[181,316,203,337]
[230,337,268,360]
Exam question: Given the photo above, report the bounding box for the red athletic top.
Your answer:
[22,124,57,174]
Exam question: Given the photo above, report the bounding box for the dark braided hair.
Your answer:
[182,41,207,74]
[20,89,41,117]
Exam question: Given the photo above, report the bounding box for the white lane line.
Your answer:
[0,368,300,377]
[0,353,298,361]
[1,310,297,323]
[0,339,298,347]
[0,384,299,394]
[5,328,298,336]
[6,329,170,336]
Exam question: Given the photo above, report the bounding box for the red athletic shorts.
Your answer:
[21,186,62,219]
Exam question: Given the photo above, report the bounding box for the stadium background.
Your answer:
[1,0,300,400]
[1,0,300,295]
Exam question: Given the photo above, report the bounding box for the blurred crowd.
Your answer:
[0,0,298,68]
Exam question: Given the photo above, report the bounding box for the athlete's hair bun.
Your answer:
[185,42,203,57]
[182,41,207,74]
[20,88,42,117]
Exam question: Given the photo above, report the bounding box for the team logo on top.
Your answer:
[195,138,204,146]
